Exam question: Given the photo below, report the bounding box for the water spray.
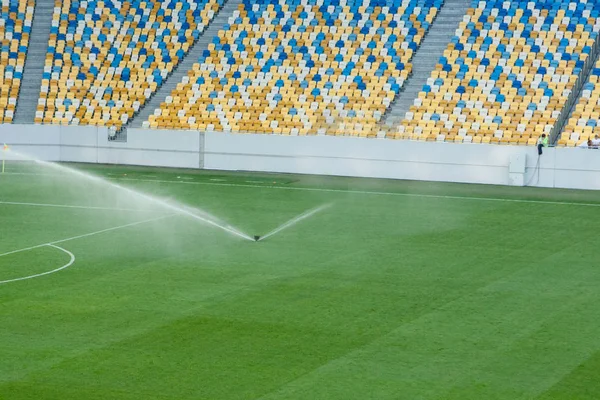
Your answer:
[255,203,332,242]
[8,150,254,241]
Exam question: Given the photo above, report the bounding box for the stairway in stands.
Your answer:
[383,0,470,125]
[550,35,600,144]
[126,0,243,130]
[13,0,54,124]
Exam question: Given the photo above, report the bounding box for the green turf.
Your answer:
[1,162,600,399]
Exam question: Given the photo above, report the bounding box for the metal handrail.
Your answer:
[549,32,600,145]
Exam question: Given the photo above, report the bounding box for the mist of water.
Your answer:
[258,203,332,241]
[8,150,254,242]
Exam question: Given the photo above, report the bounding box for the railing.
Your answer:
[549,32,600,145]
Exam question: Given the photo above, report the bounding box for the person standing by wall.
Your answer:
[537,134,548,155]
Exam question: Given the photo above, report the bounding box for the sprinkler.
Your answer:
[254,235,261,242]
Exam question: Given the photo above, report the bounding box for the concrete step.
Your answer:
[125,0,244,130]
[382,0,471,122]
[13,0,55,124]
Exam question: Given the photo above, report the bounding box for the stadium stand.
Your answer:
[146,0,442,135]
[392,0,600,145]
[37,0,225,128]
[559,59,600,146]
[0,0,34,124]
[127,0,242,128]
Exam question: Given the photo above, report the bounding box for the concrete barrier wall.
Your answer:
[96,128,202,168]
[554,147,600,190]
[0,124,63,161]
[204,133,565,187]
[1,125,599,190]
[60,126,101,163]
[0,125,201,169]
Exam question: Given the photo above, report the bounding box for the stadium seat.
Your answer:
[397,0,600,145]
[0,0,33,122]
[39,0,225,128]
[561,58,600,146]
[149,0,442,134]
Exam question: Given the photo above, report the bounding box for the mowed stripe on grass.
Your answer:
[0,164,599,399]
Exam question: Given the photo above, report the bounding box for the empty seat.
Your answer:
[148,0,442,134]
[40,0,225,128]
[398,0,600,145]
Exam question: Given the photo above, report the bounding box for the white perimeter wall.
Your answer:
[205,133,600,190]
[98,128,202,168]
[0,125,202,169]
[1,125,599,190]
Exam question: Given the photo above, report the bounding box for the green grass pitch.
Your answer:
[1,162,600,399]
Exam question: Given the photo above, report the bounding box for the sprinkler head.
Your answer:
[254,235,260,242]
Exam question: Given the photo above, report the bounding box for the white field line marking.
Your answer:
[259,203,332,241]
[4,171,600,208]
[111,177,600,208]
[0,172,53,176]
[0,244,75,285]
[0,200,157,213]
[0,215,172,258]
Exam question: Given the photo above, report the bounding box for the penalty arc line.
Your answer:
[0,214,173,259]
[0,215,173,285]
[0,244,75,285]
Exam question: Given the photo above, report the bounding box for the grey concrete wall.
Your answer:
[1,124,600,190]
